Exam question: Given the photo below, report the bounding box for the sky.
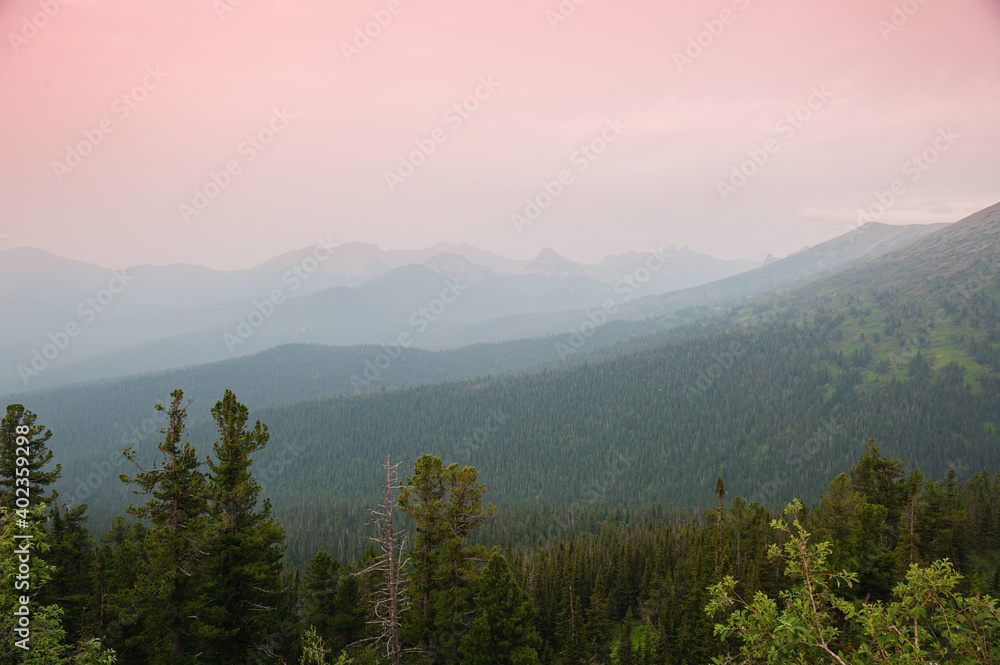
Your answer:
[1,0,998,270]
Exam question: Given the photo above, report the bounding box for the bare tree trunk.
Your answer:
[360,454,408,665]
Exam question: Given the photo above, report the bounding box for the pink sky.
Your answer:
[1,0,998,269]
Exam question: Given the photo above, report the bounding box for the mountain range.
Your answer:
[5,203,998,556]
[0,223,944,395]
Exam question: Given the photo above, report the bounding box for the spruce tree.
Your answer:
[91,517,148,661]
[118,389,209,665]
[458,553,541,665]
[436,462,497,660]
[585,570,612,662]
[555,552,586,665]
[398,455,496,662]
[0,404,61,510]
[618,620,634,665]
[202,389,287,664]
[397,454,446,654]
[42,495,94,646]
[302,551,341,649]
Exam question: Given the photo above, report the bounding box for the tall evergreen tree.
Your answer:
[398,455,496,663]
[301,551,367,656]
[458,553,541,665]
[849,439,907,540]
[585,570,613,662]
[42,495,94,646]
[118,389,209,665]
[202,389,287,664]
[617,620,634,665]
[302,551,341,649]
[555,550,586,665]
[0,404,61,509]
[714,476,726,573]
[436,462,497,661]
[90,517,148,661]
[397,455,446,654]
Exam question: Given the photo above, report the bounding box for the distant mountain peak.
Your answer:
[537,247,562,260]
[422,252,494,283]
[522,247,587,278]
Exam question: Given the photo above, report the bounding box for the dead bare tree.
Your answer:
[358,454,409,665]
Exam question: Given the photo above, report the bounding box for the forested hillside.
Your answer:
[24,206,1000,564]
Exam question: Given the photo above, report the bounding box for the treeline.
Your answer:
[2,396,1000,663]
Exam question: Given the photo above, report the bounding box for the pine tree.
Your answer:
[458,553,541,665]
[299,626,329,665]
[202,389,287,664]
[585,570,613,662]
[398,455,496,663]
[618,620,634,665]
[436,462,497,661]
[91,517,148,661]
[894,469,924,580]
[0,404,61,509]
[397,455,446,654]
[118,389,209,665]
[812,473,866,574]
[302,551,341,648]
[42,495,94,646]
[555,550,586,665]
[849,439,906,540]
[714,477,726,573]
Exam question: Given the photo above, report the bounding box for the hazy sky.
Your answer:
[1,0,998,270]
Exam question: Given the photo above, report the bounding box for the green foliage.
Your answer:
[0,504,116,664]
[301,551,367,656]
[299,626,329,665]
[707,500,1000,664]
[458,553,541,665]
[201,389,288,664]
[0,404,61,509]
[398,454,497,662]
[41,496,94,646]
[117,389,209,665]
